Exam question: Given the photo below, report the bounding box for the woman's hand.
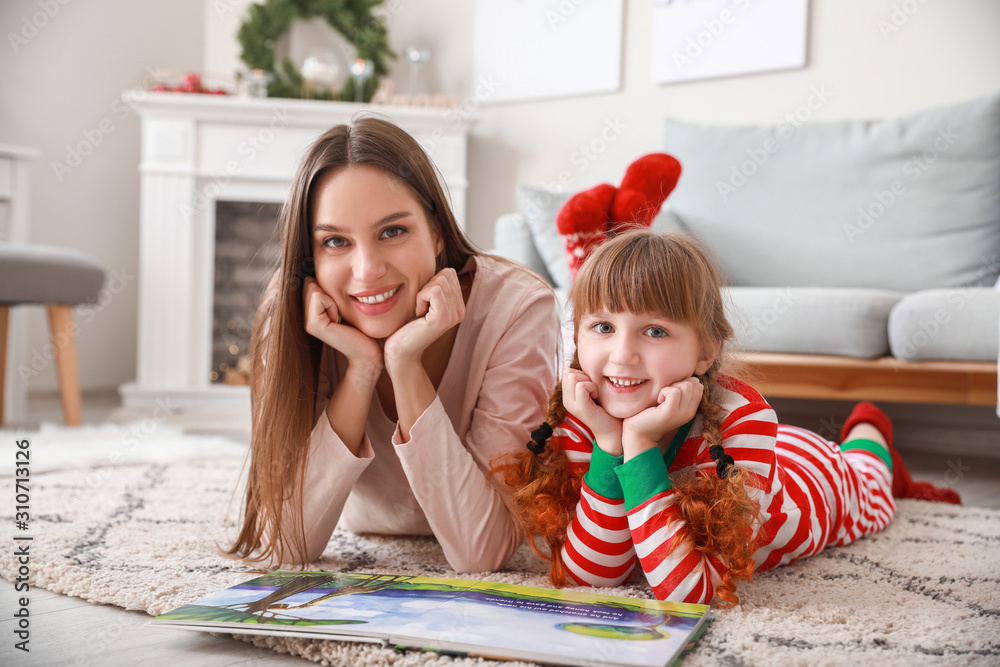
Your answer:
[303,277,383,378]
[562,368,623,456]
[383,268,465,370]
[622,377,704,457]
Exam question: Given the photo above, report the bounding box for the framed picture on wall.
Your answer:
[651,0,810,85]
[473,0,624,104]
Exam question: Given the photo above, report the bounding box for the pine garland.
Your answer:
[237,0,395,102]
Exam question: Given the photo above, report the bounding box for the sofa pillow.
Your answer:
[888,288,1000,361]
[517,184,689,290]
[517,186,573,290]
[664,94,1000,292]
[725,287,906,358]
[491,213,554,284]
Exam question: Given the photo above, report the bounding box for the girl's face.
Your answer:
[310,165,443,340]
[577,309,716,419]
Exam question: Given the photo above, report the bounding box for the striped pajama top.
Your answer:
[556,374,895,604]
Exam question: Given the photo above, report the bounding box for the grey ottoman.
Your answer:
[0,244,106,426]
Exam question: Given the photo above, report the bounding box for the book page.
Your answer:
[151,571,477,639]
[390,580,708,667]
[152,571,711,667]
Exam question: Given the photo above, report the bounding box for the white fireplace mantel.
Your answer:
[119,90,473,416]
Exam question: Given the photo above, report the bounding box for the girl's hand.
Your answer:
[384,268,465,368]
[303,277,383,376]
[622,377,704,455]
[562,368,623,456]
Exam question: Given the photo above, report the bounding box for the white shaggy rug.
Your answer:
[1,423,999,666]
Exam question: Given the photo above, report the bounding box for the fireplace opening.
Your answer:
[212,201,282,385]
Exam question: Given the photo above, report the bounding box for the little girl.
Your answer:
[496,229,959,606]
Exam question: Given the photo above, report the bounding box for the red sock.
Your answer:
[840,401,961,505]
[840,401,893,448]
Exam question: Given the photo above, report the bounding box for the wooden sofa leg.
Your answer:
[46,304,82,427]
[0,305,8,427]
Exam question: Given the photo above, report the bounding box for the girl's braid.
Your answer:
[545,382,568,433]
[673,362,761,606]
[699,363,736,479]
[494,375,580,585]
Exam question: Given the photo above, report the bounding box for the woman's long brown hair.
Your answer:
[229,116,478,565]
[494,229,761,606]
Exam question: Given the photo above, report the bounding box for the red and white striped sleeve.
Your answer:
[552,415,637,588]
[622,470,726,603]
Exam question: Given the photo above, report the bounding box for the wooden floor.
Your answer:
[1,392,999,665]
[0,587,306,665]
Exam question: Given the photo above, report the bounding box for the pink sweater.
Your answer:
[297,255,559,571]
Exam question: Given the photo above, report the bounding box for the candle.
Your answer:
[351,58,373,77]
[351,59,374,103]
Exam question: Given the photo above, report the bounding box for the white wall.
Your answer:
[3,0,999,394]
[0,0,204,394]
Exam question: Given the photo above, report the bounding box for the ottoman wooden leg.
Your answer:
[46,304,82,426]
[0,304,8,427]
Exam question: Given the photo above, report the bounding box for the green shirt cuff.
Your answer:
[616,447,672,512]
[584,444,624,500]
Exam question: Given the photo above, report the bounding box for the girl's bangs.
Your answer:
[573,235,696,324]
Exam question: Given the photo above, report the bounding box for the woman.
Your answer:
[229,117,559,572]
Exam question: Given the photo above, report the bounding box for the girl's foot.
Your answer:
[840,401,961,504]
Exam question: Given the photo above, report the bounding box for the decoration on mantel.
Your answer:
[300,52,341,99]
[369,78,458,109]
[240,68,273,98]
[403,45,430,95]
[349,57,374,102]
[145,70,232,95]
[237,0,394,102]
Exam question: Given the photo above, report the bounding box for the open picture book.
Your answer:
[150,570,713,667]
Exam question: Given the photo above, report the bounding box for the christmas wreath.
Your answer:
[237,0,395,102]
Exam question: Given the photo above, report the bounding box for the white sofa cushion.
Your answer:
[888,288,1000,361]
[663,94,1000,292]
[725,287,906,358]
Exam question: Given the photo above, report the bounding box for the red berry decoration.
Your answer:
[150,72,229,95]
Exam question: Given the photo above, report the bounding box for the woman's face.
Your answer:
[310,165,443,340]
